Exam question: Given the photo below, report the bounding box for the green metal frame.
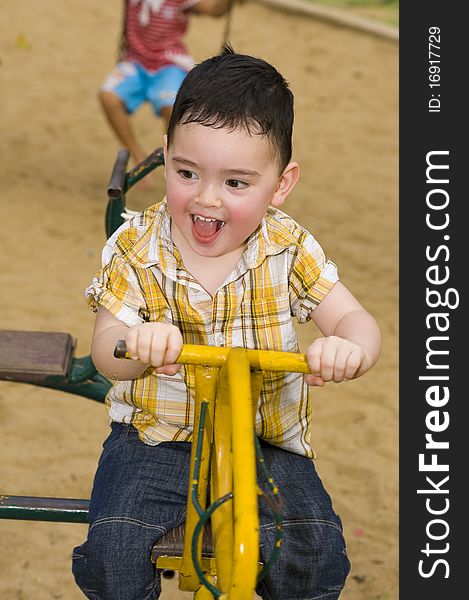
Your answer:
[0,496,89,523]
[105,146,164,238]
[34,356,112,403]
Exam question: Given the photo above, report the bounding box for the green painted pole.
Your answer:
[0,495,89,523]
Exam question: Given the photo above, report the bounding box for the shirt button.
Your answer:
[215,333,224,345]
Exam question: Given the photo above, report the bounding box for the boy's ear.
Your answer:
[163,135,168,179]
[271,162,300,207]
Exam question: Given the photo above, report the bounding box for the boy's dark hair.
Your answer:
[167,46,294,172]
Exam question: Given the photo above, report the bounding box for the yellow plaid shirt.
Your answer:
[86,200,338,457]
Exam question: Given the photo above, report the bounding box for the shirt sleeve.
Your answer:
[289,233,339,324]
[85,236,146,327]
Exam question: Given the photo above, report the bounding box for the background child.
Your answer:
[99,0,235,185]
[74,47,382,599]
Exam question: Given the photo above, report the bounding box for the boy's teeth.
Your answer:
[194,215,216,222]
[192,214,225,237]
[192,215,224,227]
[192,215,223,223]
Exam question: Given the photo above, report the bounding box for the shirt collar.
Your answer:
[126,201,300,284]
[242,206,301,270]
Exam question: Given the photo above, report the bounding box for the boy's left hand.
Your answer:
[305,336,366,387]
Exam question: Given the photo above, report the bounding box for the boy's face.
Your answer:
[164,122,298,259]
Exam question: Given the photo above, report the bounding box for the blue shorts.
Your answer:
[101,61,187,116]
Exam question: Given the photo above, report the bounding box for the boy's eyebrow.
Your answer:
[171,156,260,177]
[223,168,261,177]
[172,156,198,167]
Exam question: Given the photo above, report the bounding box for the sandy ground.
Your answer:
[0,1,398,598]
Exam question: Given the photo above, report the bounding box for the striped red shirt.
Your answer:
[123,0,199,72]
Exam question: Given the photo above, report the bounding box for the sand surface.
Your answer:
[0,1,398,598]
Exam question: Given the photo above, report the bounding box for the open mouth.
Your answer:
[191,214,225,241]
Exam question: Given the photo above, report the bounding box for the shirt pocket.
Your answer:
[239,294,298,352]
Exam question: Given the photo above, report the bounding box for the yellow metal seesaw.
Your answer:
[114,342,311,599]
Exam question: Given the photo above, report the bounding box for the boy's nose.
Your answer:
[195,186,222,208]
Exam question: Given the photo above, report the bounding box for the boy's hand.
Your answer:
[305,336,365,387]
[125,323,183,376]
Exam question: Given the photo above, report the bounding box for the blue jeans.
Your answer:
[72,423,350,599]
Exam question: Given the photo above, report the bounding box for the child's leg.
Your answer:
[255,442,351,600]
[72,423,191,600]
[99,62,150,174]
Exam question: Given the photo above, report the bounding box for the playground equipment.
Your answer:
[116,341,311,598]
[0,147,163,521]
[0,149,313,598]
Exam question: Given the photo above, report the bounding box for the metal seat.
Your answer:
[151,522,214,563]
[0,329,110,402]
[0,330,74,384]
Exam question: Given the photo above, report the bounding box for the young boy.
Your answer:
[73,48,381,599]
[99,0,235,184]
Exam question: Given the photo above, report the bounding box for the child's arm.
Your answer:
[90,307,183,381]
[306,282,382,387]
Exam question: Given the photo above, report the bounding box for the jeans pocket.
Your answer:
[99,423,134,459]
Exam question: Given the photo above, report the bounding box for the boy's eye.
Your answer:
[178,169,197,180]
[226,179,248,189]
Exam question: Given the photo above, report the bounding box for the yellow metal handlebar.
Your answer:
[114,340,311,374]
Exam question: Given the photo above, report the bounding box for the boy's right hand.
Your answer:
[125,322,183,375]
